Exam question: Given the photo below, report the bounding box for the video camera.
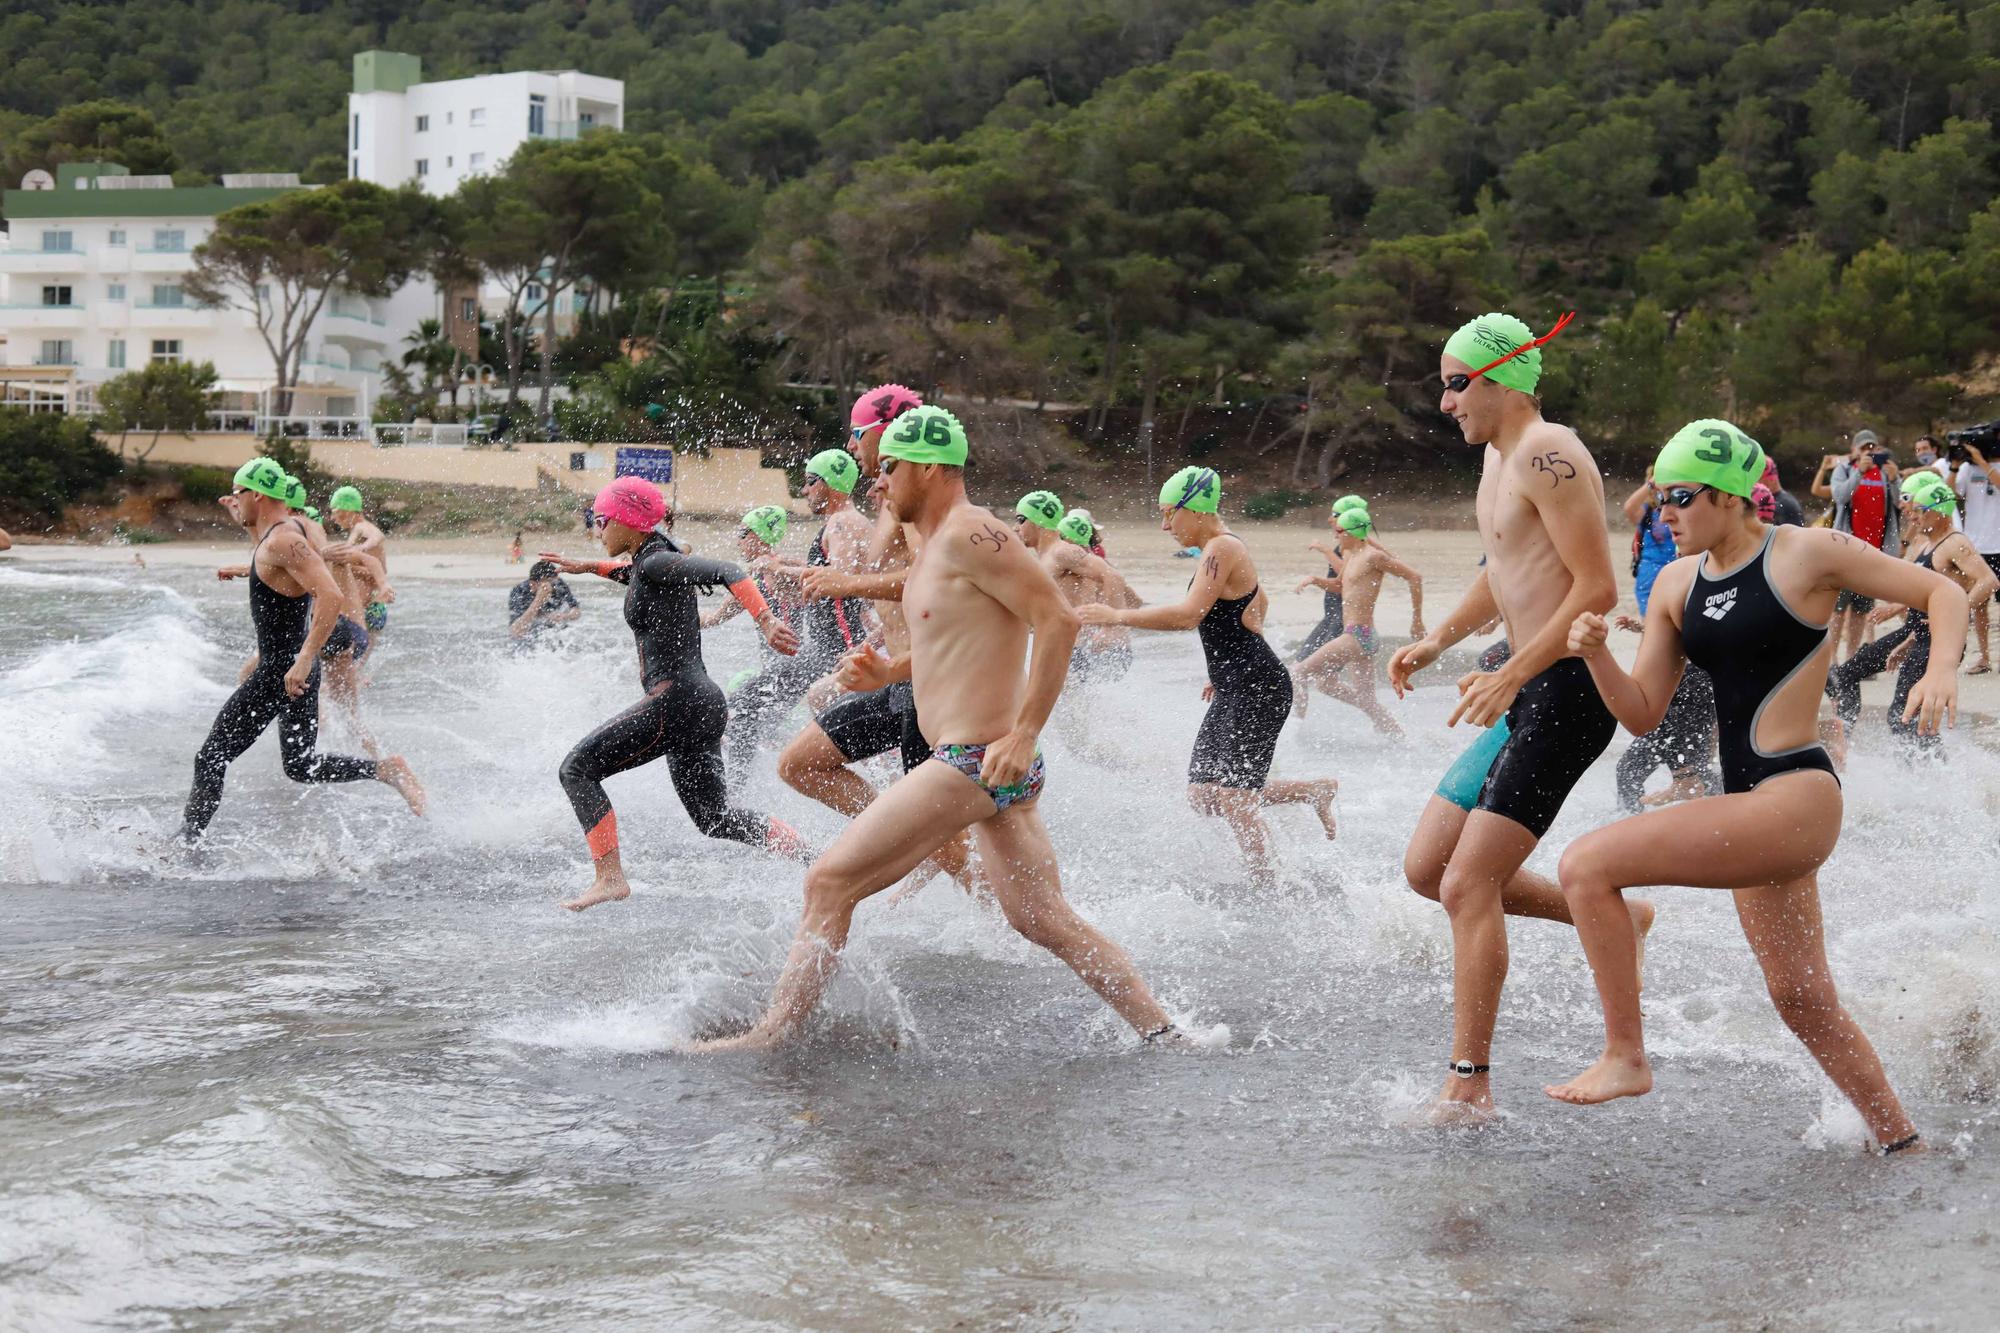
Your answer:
[1947,420,1999,465]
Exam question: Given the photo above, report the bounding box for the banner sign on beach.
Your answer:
[614,447,674,485]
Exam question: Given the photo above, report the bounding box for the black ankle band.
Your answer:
[1143,1024,1176,1043]
[1449,1060,1490,1078]
[1882,1132,1921,1155]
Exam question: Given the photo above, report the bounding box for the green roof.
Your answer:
[2,184,301,221]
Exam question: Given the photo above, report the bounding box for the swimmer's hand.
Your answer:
[217,565,251,581]
[979,728,1037,790]
[1448,667,1522,729]
[1569,612,1611,658]
[1613,614,1644,634]
[1903,667,1958,735]
[757,612,800,657]
[1201,682,1215,702]
[1075,603,1119,626]
[801,568,861,601]
[283,655,313,698]
[837,645,891,692]
[1387,637,1440,697]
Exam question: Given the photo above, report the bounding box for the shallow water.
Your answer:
[3,556,1998,1329]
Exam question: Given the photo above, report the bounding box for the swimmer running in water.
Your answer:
[287,478,393,756]
[1385,311,1653,1124]
[1023,499,1140,765]
[689,406,1191,1051]
[777,385,981,897]
[324,486,392,653]
[1078,467,1338,887]
[1546,420,1961,1156]
[726,449,872,785]
[1822,473,1995,753]
[539,477,812,913]
[1290,500,1419,735]
[1289,495,1368,662]
[178,459,424,844]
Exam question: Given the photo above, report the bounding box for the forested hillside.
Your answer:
[5,1,1999,481]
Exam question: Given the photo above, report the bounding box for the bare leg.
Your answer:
[778,724,877,816]
[1545,772,1840,1105]
[684,761,996,1051]
[1191,783,1276,887]
[1425,811,1542,1120]
[1404,797,1653,936]
[1734,874,1918,1147]
[1261,776,1339,839]
[1291,635,1364,718]
[324,655,381,759]
[1973,599,1991,671]
[973,798,1173,1035]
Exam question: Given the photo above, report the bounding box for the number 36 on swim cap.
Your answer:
[878,406,969,467]
[1654,419,1765,499]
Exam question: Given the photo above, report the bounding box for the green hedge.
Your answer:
[0,409,124,520]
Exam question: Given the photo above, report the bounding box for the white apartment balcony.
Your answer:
[1,302,89,328]
[0,248,90,273]
[131,302,218,329]
[130,248,196,272]
[322,308,389,346]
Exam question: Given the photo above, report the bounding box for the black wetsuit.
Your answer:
[817,679,928,772]
[179,521,378,842]
[1824,542,1944,752]
[1682,527,1838,792]
[1614,665,1720,811]
[1292,560,1345,662]
[728,524,867,776]
[559,534,776,852]
[1188,583,1293,788]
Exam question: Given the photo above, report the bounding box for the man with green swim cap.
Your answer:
[178,459,424,845]
[728,446,876,785]
[321,481,392,644]
[1035,505,1140,739]
[1290,500,1423,735]
[1015,489,1064,531]
[691,402,1201,1055]
[330,485,364,513]
[1389,308,1651,1125]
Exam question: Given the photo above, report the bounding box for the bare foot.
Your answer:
[1290,668,1310,718]
[376,756,426,816]
[1370,711,1404,739]
[1428,1072,1499,1126]
[560,875,630,912]
[1310,779,1339,840]
[1545,1050,1653,1105]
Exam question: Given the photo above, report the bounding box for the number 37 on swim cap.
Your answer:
[1654,419,1766,499]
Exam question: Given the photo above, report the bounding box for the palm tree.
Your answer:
[399,319,457,419]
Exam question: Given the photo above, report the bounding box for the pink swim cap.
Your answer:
[1752,483,1776,522]
[850,383,923,429]
[1761,457,1780,488]
[594,476,668,531]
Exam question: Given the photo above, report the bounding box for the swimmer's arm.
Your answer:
[1940,535,1999,606]
[1505,456,1619,683]
[1095,540,1234,631]
[1376,551,1424,623]
[274,530,346,681]
[1417,567,1497,652]
[1620,479,1655,525]
[807,567,905,601]
[700,596,746,628]
[1818,530,1969,688]
[0,527,11,551]
[962,522,1078,743]
[1574,565,1689,735]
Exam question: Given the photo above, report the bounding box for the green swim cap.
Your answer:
[1015,490,1064,529]
[1444,312,1543,394]
[231,457,290,502]
[281,476,308,510]
[304,506,321,521]
[330,485,364,512]
[1901,472,1957,515]
[879,405,969,467]
[804,449,860,494]
[1332,494,1369,514]
[1159,465,1221,514]
[1655,419,1766,499]
[741,504,788,546]
[1056,510,1095,547]
[1336,508,1373,538]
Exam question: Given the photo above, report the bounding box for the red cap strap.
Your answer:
[1468,310,1576,382]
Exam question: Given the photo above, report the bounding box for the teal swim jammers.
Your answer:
[1436,717,1511,811]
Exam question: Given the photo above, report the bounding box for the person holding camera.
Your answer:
[1812,429,1901,661]
[1950,426,2000,673]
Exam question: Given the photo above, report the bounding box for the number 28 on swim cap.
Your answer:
[1654,419,1765,499]
[1159,466,1220,513]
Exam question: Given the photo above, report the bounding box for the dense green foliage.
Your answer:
[0,410,123,519]
[5,1,2000,479]
[94,360,221,435]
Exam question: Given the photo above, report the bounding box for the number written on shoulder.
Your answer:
[1532,452,1578,487]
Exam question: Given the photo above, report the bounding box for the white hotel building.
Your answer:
[0,52,623,424]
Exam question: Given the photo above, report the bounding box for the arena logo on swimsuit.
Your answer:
[1702,587,1738,621]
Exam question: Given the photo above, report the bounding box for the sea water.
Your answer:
[2,556,1997,1328]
